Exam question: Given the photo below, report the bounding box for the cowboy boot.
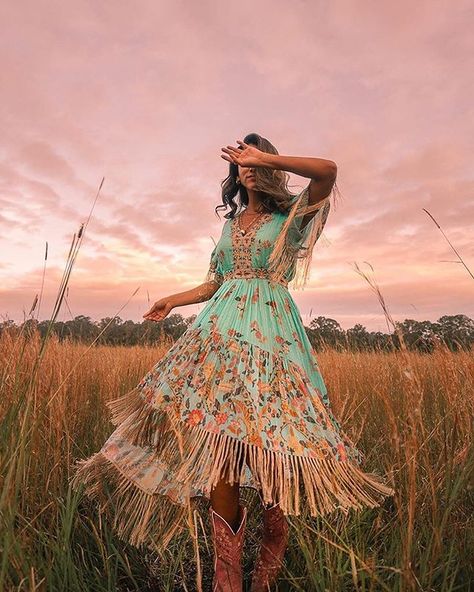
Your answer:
[250,502,289,592]
[209,503,248,592]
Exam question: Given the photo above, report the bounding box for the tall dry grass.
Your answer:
[0,326,472,591]
[1,189,472,590]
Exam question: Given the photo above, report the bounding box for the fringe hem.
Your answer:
[102,385,394,517]
[70,451,191,553]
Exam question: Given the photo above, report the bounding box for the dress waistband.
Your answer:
[222,270,288,288]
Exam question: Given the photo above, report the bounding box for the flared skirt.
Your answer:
[70,278,394,552]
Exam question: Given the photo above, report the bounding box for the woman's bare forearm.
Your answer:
[170,280,220,308]
[260,153,336,180]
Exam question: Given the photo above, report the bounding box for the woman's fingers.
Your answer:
[225,144,245,155]
[222,146,240,157]
[221,147,240,164]
[144,304,158,316]
[143,302,160,319]
[143,299,174,322]
[143,311,163,321]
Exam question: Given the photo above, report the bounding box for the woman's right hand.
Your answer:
[143,297,175,322]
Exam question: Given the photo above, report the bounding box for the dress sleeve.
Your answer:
[204,244,224,287]
[267,182,332,290]
[289,182,331,248]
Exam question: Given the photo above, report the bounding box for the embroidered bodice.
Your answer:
[207,212,291,288]
[205,184,331,291]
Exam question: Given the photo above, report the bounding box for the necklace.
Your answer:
[237,209,266,236]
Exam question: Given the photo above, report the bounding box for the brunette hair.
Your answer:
[215,133,297,220]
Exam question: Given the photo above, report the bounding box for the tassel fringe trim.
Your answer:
[70,450,190,553]
[101,385,394,518]
[268,183,332,290]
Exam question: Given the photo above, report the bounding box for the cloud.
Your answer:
[0,0,472,329]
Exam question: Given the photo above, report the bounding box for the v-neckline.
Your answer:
[233,211,273,238]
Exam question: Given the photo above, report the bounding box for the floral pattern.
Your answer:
[132,322,360,460]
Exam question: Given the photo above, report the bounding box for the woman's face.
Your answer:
[238,164,257,190]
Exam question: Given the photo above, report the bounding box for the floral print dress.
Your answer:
[70,184,394,553]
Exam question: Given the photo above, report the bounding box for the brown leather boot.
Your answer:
[250,502,289,592]
[209,503,248,592]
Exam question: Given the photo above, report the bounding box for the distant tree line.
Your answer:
[307,315,473,352]
[1,313,472,353]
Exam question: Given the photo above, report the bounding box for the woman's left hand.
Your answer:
[221,140,267,167]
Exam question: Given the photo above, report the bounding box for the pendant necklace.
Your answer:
[238,209,266,236]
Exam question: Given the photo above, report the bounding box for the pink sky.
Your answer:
[1,0,473,331]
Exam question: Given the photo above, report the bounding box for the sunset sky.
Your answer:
[1,0,472,331]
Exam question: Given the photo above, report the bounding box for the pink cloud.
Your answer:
[0,0,472,330]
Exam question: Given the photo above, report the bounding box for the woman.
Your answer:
[70,133,394,591]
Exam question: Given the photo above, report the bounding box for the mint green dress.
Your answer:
[70,185,394,552]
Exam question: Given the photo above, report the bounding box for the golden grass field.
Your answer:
[0,325,472,591]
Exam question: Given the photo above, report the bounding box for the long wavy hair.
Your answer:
[215,133,300,220]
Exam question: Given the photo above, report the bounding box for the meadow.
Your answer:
[0,324,472,592]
